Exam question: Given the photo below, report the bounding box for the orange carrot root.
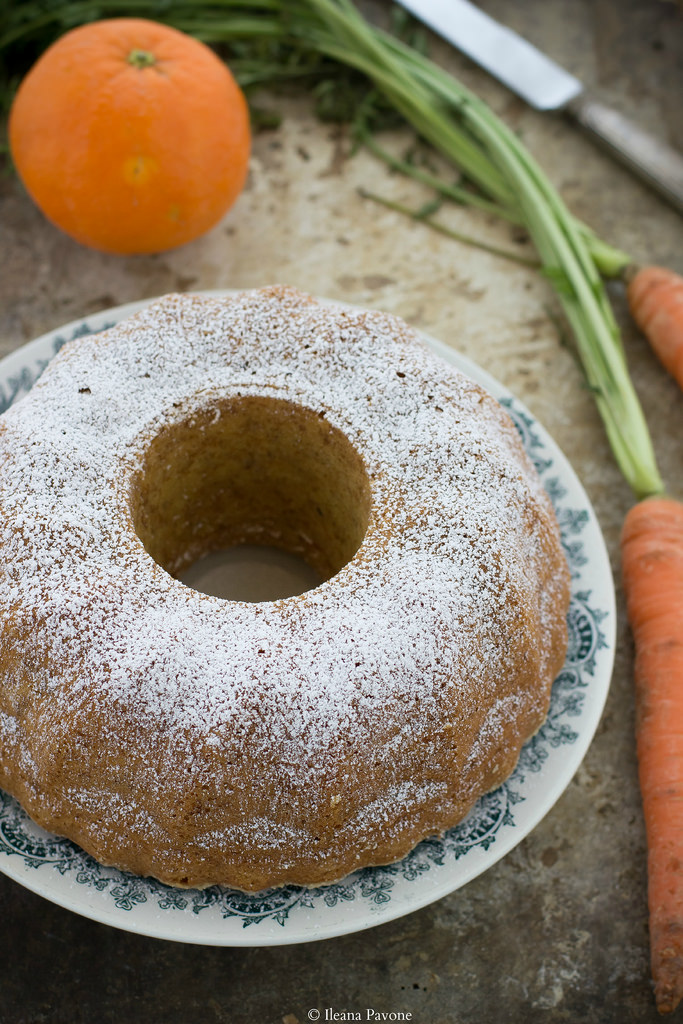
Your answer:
[622,496,683,1014]
[628,266,683,392]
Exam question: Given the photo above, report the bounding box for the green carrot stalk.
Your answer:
[0,0,660,497]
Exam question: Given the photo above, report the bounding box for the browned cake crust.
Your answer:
[0,287,570,890]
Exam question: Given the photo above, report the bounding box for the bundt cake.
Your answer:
[0,286,570,891]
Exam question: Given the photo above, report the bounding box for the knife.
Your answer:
[395,0,683,214]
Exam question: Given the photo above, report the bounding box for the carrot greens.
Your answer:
[6,2,683,1011]
[0,0,662,498]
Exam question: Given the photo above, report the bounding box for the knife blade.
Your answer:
[395,0,683,214]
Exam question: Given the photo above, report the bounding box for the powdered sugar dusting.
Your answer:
[0,286,570,889]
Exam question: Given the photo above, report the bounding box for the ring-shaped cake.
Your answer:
[0,286,570,890]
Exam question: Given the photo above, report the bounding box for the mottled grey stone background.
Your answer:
[1,1,682,1020]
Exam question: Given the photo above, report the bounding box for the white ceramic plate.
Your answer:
[0,296,615,946]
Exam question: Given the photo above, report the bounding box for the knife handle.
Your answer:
[567,95,683,215]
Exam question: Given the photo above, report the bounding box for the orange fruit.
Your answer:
[8,18,251,255]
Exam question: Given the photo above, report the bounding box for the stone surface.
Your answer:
[0,0,682,1020]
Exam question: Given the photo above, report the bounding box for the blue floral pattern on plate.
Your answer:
[0,300,616,944]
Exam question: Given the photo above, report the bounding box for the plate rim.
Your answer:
[0,292,616,946]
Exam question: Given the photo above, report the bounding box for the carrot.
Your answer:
[621,495,683,1014]
[628,266,683,391]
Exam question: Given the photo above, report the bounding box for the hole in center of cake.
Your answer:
[130,395,372,601]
